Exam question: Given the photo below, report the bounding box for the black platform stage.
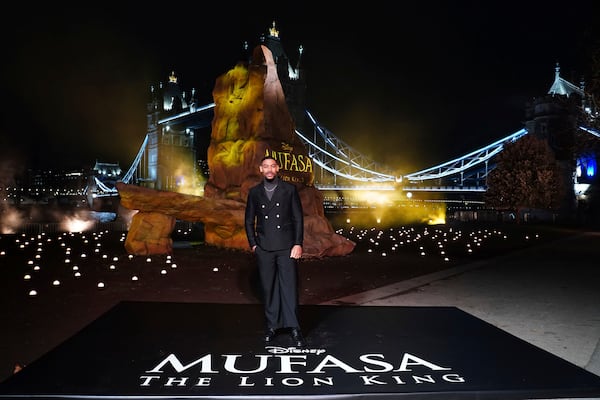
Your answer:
[1,301,599,399]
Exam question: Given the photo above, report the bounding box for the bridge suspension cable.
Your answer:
[87,134,148,197]
[580,125,600,138]
[298,110,398,183]
[403,128,528,182]
[121,134,149,184]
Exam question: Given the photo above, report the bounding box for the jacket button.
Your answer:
[261,204,265,208]
[276,214,280,218]
[265,216,268,219]
[276,202,280,206]
[277,225,281,229]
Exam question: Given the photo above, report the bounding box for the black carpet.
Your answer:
[1,301,599,399]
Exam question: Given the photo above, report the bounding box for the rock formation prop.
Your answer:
[117,181,245,255]
[118,44,355,258]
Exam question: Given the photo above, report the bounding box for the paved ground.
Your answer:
[325,231,600,378]
[1,221,599,387]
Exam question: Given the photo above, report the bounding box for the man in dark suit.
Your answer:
[244,155,306,347]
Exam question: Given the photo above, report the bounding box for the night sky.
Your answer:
[1,1,598,177]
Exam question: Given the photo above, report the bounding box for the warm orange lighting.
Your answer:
[426,208,447,225]
[61,216,95,232]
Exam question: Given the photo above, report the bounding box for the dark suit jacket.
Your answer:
[244,179,304,251]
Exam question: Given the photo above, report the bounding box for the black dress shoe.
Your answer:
[290,328,306,347]
[264,328,276,343]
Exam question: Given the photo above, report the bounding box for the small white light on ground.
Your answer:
[24,274,31,280]
[74,272,81,277]
[29,290,37,296]
[109,265,116,270]
[131,276,138,281]
[171,264,177,269]
[97,282,105,289]
[52,280,60,286]
[160,269,167,275]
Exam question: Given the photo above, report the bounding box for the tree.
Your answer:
[485,134,568,222]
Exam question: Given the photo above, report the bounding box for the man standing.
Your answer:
[244,155,306,347]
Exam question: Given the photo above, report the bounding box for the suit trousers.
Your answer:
[255,247,300,329]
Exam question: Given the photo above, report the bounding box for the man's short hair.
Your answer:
[260,155,279,166]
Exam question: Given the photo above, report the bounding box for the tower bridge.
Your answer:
[90,75,599,205]
[89,26,599,208]
[93,98,597,202]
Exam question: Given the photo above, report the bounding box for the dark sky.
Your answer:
[1,1,598,177]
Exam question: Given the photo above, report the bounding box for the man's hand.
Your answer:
[290,244,302,259]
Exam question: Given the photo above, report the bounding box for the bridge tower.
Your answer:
[142,71,199,193]
[524,63,591,215]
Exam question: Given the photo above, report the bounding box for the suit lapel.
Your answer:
[259,187,271,203]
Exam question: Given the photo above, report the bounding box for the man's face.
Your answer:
[259,159,279,179]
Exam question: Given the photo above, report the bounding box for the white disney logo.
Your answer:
[265,346,326,355]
